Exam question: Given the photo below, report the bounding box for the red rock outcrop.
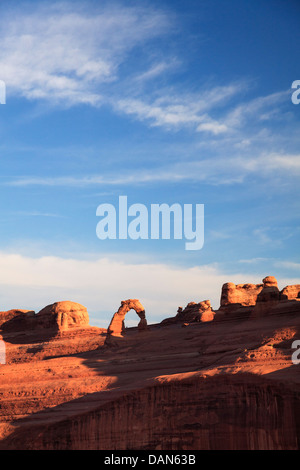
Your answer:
[0,302,90,334]
[163,276,300,325]
[37,301,89,331]
[161,300,215,325]
[220,281,263,307]
[215,276,300,321]
[257,276,280,301]
[0,275,300,450]
[251,276,281,318]
[281,284,300,300]
[213,281,264,321]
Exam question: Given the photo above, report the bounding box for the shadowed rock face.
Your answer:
[257,276,280,302]
[106,299,147,342]
[0,310,35,332]
[250,277,281,318]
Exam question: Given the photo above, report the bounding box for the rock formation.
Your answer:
[0,302,89,334]
[220,281,263,308]
[105,299,147,344]
[0,274,300,450]
[215,276,300,321]
[161,276,300,325]
[161,300,215,325]
[257,276,280,302]
[37,301,89,331]
[251,276,281,318]
[281,284,300,300]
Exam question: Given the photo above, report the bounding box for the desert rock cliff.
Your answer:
[0,275,299,450]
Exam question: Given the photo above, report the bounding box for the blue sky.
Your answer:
[0,0,299,326]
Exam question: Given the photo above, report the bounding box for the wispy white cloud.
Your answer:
[15,211,65,218]
[111,82,294,140]
[196,120,228,135]
[134,59,180,83]
[274,261,300,271]
[263,153,300,171]
[224,90,289,128]
[239,257,271,264]
[5,152,300,187]
[0,3,169,105]
[114,83,244,132]
[253,228,275,245]
[0,2,292,142]
[210,231,232,240]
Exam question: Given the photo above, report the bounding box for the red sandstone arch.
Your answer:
[106,299,147,338]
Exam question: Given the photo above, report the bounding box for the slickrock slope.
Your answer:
[0,277,300,450]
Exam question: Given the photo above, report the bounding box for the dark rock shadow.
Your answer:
[1,313,60,345]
